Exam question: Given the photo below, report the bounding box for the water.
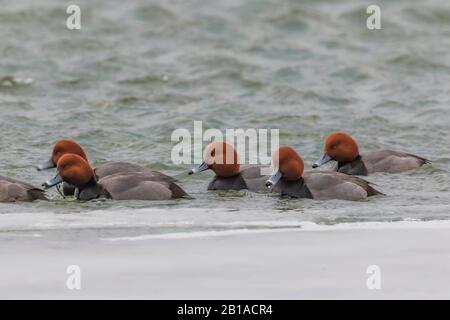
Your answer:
[1,0,450,239]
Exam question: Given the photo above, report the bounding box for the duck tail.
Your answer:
[367,184,384,197]
[404,152,430,165]
[169,182,190,199]
[29,188,48,201]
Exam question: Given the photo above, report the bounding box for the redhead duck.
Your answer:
[188,142,269,191]
[313,132,428,175]
[266,146,382,201]
[37,139,153,195]
[42,154,187,200]
[0,176,46,202]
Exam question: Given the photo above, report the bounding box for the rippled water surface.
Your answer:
[1,0,449,237]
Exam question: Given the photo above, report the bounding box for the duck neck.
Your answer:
[279,177,313,199]
[337,155,368,175]
[76,178,111,200]
[208,173,247,191]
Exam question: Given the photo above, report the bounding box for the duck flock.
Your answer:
[0,131,428,203]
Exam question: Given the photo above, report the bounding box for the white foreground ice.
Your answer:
[0,220,449,299]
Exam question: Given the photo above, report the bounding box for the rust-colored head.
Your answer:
[324,132,359,163]
[275,146,304,181]
[56,154,95,189]
[37,139,88,171]
[189,141,240,177]
[266,146,304,187]
[205,141,240,177]
[51,140,88,165]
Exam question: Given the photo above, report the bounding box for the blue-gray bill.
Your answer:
[312,153,332,168]
[42,173,63,189]
[36,159,55,171]
[188,161,209,175]
[265,170,282,188]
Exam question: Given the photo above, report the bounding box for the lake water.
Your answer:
[1,0,450,240]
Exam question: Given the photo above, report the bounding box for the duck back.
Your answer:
[94,162,152,179]
[0,176,46,202]
[98,171,187,200]
[302,171,381,201]
[361,150,428,174]
[62,162,154,196]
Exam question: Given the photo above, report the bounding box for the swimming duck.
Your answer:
[37,139,153,195]
[266,146,382,201]
[188,141,269,191]
[0,176,46,202]
[42,154,187,200]
[312,132,428,175]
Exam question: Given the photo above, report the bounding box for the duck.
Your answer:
[188,141,269,191]
[312,132,429,175]
[266,146,382,201]
[42,154,188,200]
[37,139,153,195]
[0,176,46,202]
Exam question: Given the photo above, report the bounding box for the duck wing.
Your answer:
[302,171,382,201]
[0,176,46,202]
[99,172,187,200]
[362,150,429,173]
[94,162,153,179]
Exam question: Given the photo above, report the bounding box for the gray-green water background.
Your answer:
[1,0,449,237]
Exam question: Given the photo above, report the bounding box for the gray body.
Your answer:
[78,171,187,201]
[0,176,46,202]
[63,162,153,196]
[207,165,270,192]
[272,171,381,201]
[94,162,153,179]
[336,150,428,175]
[361,150,428,174]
